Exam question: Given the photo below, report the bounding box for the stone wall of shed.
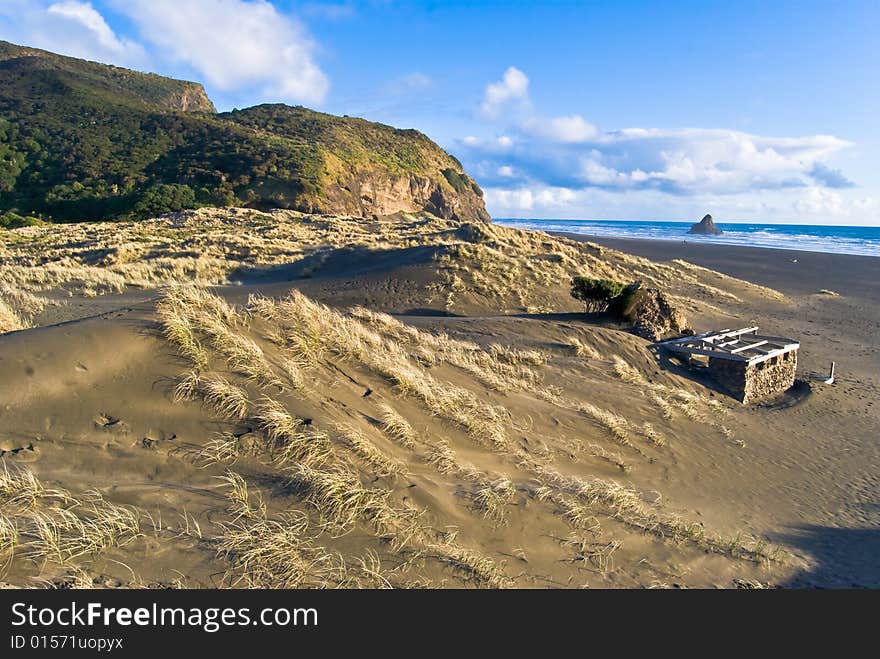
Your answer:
[708,350,797,403]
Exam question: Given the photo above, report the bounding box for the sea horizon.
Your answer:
[493,218,880,258]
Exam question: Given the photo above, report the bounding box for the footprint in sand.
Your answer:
[94,413,129,434]
[0,437,39,462]
[141,429,177,449]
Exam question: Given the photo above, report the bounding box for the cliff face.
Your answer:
[0,41,486,222]
[225,104,488,222]
[0,41,215,113]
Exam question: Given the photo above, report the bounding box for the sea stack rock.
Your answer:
[688,214,723,235]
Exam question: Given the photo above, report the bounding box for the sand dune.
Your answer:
[1,210,877,588]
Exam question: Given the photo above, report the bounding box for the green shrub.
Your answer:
[132,184,198,219]
[0,211,42,229]
[570,277,627,312]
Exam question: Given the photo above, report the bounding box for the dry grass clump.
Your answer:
[0,286,50,333]
[377,403,417,449]
[532,464,780,563]
[0,513,17,552]
[159,286,283,389]
[566,535,621,572]
[333,423,403,478]
[471,478,517,524]
[584,443,630,473]
[253,397,332,468]
[255,291,512,450]
[639,423,666,447]
[576,402,634,448]
[0,464,142,570]
[156,299,210,370]
[215,473,346,588]
[428,540,511,588]
[201,375,250,419]
[612,356,646,384]
[287,464,396,534]
[0,298,25,334]
[349,306,541,393]
[567,335,601,359]
[425,441,460,475]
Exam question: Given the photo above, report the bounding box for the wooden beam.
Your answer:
[730,340,769,354]
[663,345,749,361]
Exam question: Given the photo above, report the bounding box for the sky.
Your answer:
[1,0,878,225]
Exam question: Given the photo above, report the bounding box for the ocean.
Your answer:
[493,219,880,257]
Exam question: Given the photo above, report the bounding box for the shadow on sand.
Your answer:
[232,244,447,284]
[773,524,880,588]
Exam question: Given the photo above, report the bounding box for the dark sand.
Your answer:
[2,217,878,587]
[552,231,880,587]
[558,234,879,299]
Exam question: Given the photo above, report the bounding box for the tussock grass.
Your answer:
[533,465,781,563]
[425,441,460,475]
[0,514,18,556]
[201,375,250,420]
[566,535,621,572]
[287,464,396,534]
[261,291,511,449]
[471,478,516,524]
[333,423,403,478]
[567,335,601,359]
[612,356,646,385]
[0,299,25,334]
[173,370,201,402]
[584,443,630,473]
[428,541,511,588]
[216,475,345,588]
[0,462,49,509]
[576,402,634,448]
[639,423,665,447]
[377,403,417,449]
[0,464,142,569]
[253,397,332,468]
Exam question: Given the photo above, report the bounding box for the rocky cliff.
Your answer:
[0,41,487,223]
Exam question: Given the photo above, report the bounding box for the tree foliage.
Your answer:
[0,41,483,223]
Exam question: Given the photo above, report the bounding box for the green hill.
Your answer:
[0,41,488,224]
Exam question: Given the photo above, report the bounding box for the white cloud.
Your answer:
[114,0,328,104]
[479,66,529,118]
[522,114,599,143]
[462,111,854,196]
[0,0,147,66]
[47,1,126,53]
[482,183,878,224]
[463,67,868,221]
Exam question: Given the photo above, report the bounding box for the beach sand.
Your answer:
[1,213,877,588]
[563,233,880,587]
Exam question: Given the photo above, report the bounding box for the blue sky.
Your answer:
[1,0,877,225]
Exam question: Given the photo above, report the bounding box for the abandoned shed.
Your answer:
[659,327,799,403]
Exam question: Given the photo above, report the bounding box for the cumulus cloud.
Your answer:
[465,68,869,222]
[809,162,854,189]
[113,0,329,104]
[0,0,147,66]
[522,114,599,143]
[463,68,856,210]
[482,182,877,224]
[479,66,530,118]
[464,125,853,195]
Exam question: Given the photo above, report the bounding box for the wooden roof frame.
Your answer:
[659,327,799,366]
